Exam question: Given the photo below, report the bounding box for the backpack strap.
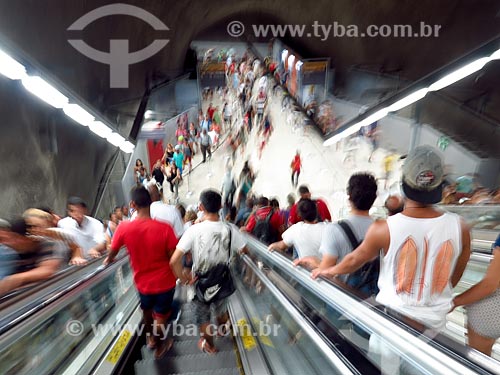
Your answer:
[337,220,361,250]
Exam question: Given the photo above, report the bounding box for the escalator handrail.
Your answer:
[0,257,103,308]
[243,235,488,375]
[240,254,357,375]
[0,254,128,336]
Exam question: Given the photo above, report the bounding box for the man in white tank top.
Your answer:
[312,145,471,331]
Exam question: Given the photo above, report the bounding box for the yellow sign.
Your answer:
[237,318,256,351]
[303,61,328,72]
[106,330,132,364]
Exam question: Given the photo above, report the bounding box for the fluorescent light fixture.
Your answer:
[106,132,125,147]
[63,103,95,126]
[288,55,295,69]
[281,49,288,62]
[88,121,112,138]
[144,110,153,119]
[388,88,428,112]
[22,76,68,109]
[0,49,27,80]
[296,60,303,71]
[119,141,135,153]
[323,108,388,147]
[428,57,491,92]
[489,48,500,60]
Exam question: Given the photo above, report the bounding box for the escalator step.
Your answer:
[135,350,238,374]
[141,336,236,359]
[134,364,240,375]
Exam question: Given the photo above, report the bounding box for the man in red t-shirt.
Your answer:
[288,185,331,226]
[206,103,215,121]
[104,187,178,359]
[290,150,301,188]
[243,197,282,244]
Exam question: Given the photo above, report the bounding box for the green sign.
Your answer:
[437,136,450,151]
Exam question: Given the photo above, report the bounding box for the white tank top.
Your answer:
[376,212,462,330]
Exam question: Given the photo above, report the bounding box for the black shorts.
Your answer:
[139,288,175,319]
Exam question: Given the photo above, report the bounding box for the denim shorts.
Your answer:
[139,288,175,319]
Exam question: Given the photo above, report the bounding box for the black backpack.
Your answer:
[252,209,277,245]
[337,220,380,296]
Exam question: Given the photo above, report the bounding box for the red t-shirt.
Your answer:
[291,155,301,172]
[288,198,332,225]
[207,107,215,120]
[245,207,282,237]
[111,218,178,294]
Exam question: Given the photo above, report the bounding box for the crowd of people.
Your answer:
[0,47,499,366]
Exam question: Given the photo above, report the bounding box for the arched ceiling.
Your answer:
[0,0,499,130]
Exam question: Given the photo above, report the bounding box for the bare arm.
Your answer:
[453,248,499,308]
[170,248,191,284]
[268,240,288,252]
[0,259,61,294]
[450,219,471,287]
[312,220,389,279]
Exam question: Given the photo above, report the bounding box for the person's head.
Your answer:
[189,122,195,129]
[199,189,222,214]
[185,210,197,223]
[109,212,118,224]
[209,102,213,107]
[23,208,53,229]
[114,206,123,221]
[296,149,300,156]
[130,186,152,210]
[270,198,279,209]
[0,218,37,252]
[347,173,378,211]
[204,114,209,120]
[174,144,180,153]
[298,198,318,222]
[37,206,61,226]
[246,197,255,209]
[257,196,269,207]
[122,205,129,217]
[67,197,87,225]
[146,183,161,202]
[401,145,444,205]
[298,185,311,200]
[176,204,186,220]
[385,195,405,216]
[135,159,143,167]
[287,193,296,207]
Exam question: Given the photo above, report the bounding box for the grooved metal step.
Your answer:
[134,350,238,374]
[140,336,236,359]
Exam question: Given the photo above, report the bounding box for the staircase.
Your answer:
[134,302,241,375]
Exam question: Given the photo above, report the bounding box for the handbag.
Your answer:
[195,225,235,304]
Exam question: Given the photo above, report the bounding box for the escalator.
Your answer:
[1,235,499,375]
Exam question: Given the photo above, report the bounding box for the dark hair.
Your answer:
[298,185,310,195]
[270,198,279,209]
[257,196,269,207]
[347,173,378,211]
[67,196,87,209]
[131,187,152,208]
[10,218,29,235]
[297,198,318,222]
[176,204,186,219]
[135,159,143,166]
[200,189,222,213]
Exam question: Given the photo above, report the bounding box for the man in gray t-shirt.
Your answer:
[294,173,378,280]
[319,215,373,282]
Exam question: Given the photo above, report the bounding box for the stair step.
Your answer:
[135,350,238,374]
[134,362,240,375]
[141,336,236,359]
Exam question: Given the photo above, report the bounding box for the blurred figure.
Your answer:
[24,208,86,265]
[452,232,500,356]
[221,165,236,219]
[122,205,130,220]
[290,150,301,188]
[151,159,165,188]
[385,195,405,216]
[148,184,185,239]
[58,197,106,259]
[0,219,18,280]
[105,212,119,250]
[288,185,331,225]
[0,218,62,295]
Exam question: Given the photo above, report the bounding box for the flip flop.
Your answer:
[198,338,217,355]
[147,335,157,350]
[154,338,173,360]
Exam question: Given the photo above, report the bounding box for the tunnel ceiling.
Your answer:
[0,0,500,136]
